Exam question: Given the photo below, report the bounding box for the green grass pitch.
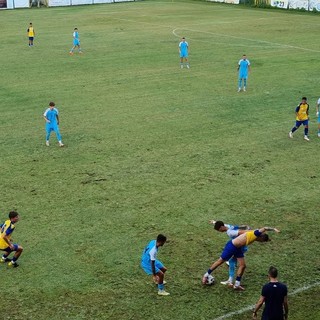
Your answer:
[0,0,320,319]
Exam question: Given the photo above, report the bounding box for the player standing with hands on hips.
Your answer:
[288,97,310,141]
[179,37,189,69]
[43,102,64,147]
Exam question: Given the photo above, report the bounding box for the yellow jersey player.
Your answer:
[0,211,23,267]
[27,22,35,47]
[289,97,310,141]
[202,226,280,290]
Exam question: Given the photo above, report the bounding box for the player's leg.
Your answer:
[202,257,226,284]
[243,76,247,91]
[46,126,52,146]
[234,257,246,290]
[155,261,169,295]
[1,247,13,263]
[54,126,64,147]
[221,256,237,286]
[303,120,309,141]
[180,56,184,68]
[238,77,243,92]
[289,121,301,138]
[8,244,23,267]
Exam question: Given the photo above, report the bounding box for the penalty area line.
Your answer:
[212,281,320,320]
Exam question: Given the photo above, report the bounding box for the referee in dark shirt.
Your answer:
[253,266,288,320]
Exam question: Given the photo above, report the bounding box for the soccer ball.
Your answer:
[206,275,215,285]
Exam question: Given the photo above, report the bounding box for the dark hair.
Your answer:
[269,266,278,278]
[260,233,270,242]
[214,221,224,231]
[302,97,307,100]
[157,234,167,243]
[9,211,19,219]
[49,102,55,106]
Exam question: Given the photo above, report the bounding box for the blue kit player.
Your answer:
[43,102,64,147]
[0,211,23,268]
[237,54,251,92]
[69,28,82,55]
[141,234,170,296]
[179,37,189,69]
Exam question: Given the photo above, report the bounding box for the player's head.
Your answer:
[156,234,167,246]
[268,266,278,278]
[29,22,32,26]
[214,221,225,231]
[49,101,55,109]
[302,97,307,102]
[182,37,186,41]
[242,54,247,59]
[74,28,78,31]
[256,233,270,242]
[9,211,19,222]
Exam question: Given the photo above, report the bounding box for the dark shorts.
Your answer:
[29,37,34,41]
[221,240,244,261]
[2,244,19,252]
[295,119,308,127]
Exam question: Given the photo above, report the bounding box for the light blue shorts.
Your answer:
[141,260,164,275]
[73,39,80,46]
[180,51,188,58]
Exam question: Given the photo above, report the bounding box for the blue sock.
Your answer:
[158,283,164,291]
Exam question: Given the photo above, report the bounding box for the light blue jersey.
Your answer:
[44,108,59,127]
[238,58,250,79]
[179,41,189,58]
[73,31,80,46]
[44,107,62,142]
[141,240,164,275]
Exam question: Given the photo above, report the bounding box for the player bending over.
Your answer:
[202,226,280,290]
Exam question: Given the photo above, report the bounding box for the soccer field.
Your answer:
[1,1,320,319]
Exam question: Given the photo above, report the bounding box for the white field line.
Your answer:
[172,28,320,53]
[212,281,320,320]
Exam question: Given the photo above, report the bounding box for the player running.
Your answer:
[0,211,23,268]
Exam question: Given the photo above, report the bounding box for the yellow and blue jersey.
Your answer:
[27,26,34,37]
[295,103,309,121]
[0,219,15,249]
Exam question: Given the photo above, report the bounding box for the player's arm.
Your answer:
[2,232,15,250]
[238,224,250,230]
[258,227,280,234]
[252,296,265,319]
[56,114,60,125]
[283,295,288,319]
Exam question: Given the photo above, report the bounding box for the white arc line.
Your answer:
[212,281,320,320]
